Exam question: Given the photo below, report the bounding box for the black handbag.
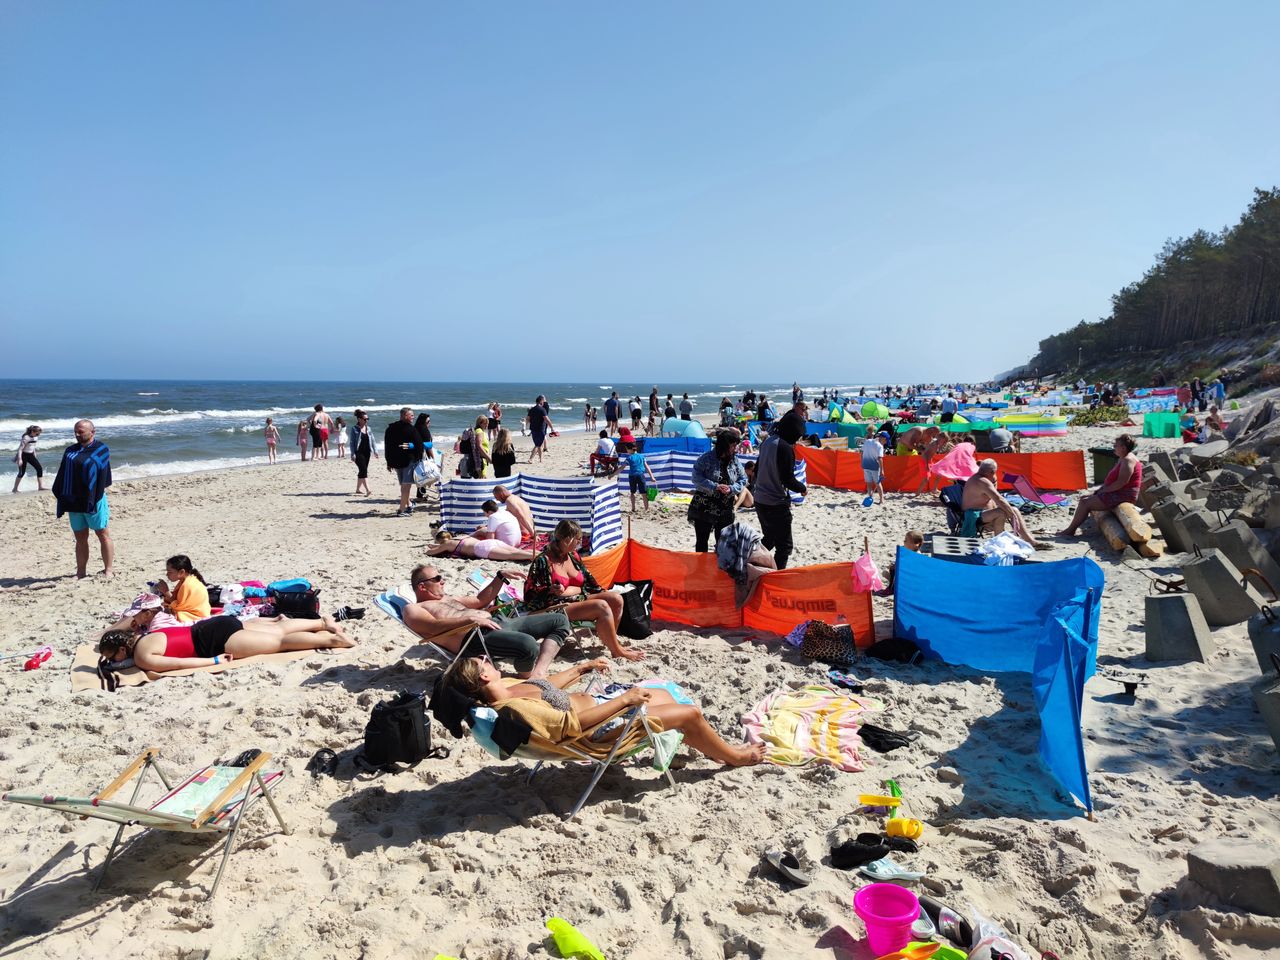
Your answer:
[615,580,654,640]
[269,587,321,619]
[360,691,448,770]
[687,488,733,529]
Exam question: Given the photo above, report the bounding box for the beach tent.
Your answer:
[616,450,805,504]
[861,401,889,419]
[893,548,1104,814]
[440,474,622,555]
[660,417,707,438]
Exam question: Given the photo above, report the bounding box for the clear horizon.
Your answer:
[3,2,1277,382]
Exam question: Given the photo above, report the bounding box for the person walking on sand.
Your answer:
[11,425,45,493]
[348,409,378,496]
[52,419,114,579]
[753,411,807,569]
[310,404,334,460]
[623,442,658,513]
[384,407,421,516]
[526,396,552,463]
[861,431,887,505]
[334,417,347,458]
[264,418,280,464]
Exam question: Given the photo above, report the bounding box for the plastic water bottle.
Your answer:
[918,895,973,948]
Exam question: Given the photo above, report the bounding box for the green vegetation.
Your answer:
[1062,405,1130,426]
[1028,188,1280,379]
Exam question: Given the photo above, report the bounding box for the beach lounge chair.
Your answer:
[468,695,679,821]
[373,588,487,667]
[2,748,288,901]
[1003,472,1067,507]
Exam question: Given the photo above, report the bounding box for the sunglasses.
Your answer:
[413,574,444,587]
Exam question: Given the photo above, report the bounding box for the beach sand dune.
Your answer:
[1,421,1277,959]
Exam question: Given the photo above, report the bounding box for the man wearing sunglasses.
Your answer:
[402,564,570,679]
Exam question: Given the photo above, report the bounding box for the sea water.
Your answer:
[0,378,849,491]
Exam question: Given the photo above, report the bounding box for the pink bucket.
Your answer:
[853,882,920,955]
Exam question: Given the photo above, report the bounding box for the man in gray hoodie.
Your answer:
[753,408,808,568]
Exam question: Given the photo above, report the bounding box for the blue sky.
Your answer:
[2,2,1277,383]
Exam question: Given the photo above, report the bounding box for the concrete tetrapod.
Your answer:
[1180,548,1267,627]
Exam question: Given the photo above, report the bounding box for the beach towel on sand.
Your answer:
[71,644,314,692]
[740,684,881,772]
[929,442,979,481]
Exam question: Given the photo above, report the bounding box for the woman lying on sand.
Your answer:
[98,606,355,672]
[448,656,767,767]
[426,530,535,562]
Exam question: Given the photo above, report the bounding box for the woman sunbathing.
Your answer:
[426,530,535,562]
[98,606,355,673]
[449,656,767,767]
[523,519,642,662]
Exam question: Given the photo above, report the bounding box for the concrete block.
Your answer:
[1188,838,1280,916]
[1186,480,1215,501]
[1181,548,1267,626]
[1266,494,1280,530]
[1142,462,1172,488]
[1207,522,1280,596]
[1151,497,1193,553]
[1253,671,1280,757]
[1247,608,1280,676]
[1145,594,1212,662]
[1219,463,1256,480]
[1231,488,1273,528]
[1149,450,1179,480]
[1171,509,1219,552]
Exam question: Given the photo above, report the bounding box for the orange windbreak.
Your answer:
[581,540,630,588]
[743,563,876,647]
[625,541,743,628]
[795,447,926,491]
[796,446,1085,492]
[990,451,1086,491]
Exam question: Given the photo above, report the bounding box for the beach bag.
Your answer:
[687,488,734,530]
[800,620,856,665]
[615,580,654,640]
[851,553,885,593]
[360,691,447,770]
[269,586,321,619]
[205,585,223,607]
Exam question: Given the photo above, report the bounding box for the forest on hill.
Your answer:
[1028,188,1280,379]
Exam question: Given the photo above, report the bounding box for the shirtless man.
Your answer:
[961,459,1045,548]
[309,404,335,460]
[493,485,536,543]
[402,564,570,679]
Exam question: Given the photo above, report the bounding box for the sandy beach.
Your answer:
[1,417,1278,960]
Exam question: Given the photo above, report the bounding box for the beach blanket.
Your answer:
[70,644,314,693]
[740,684,881,772]
[928,442,979,481]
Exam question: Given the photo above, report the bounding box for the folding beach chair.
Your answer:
[469,696,679,821]
[374,588,487,667]
[2,748,288,901]
[1003,472,1067,506]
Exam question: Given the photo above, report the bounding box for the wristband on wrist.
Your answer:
[213,655,221,665]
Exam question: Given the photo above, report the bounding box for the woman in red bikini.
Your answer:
[97,606,355,673]
[523,519,643,662]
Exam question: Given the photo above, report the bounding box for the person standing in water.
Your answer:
[11,425,45,492]
[264,418,280,464]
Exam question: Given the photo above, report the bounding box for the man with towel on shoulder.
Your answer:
[53,419,114,579]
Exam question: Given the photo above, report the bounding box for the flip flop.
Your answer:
[764,849,812,886]
[830,838,890,869]
[305,748,339,778]
[827,668,864,693]
[858,856,924,882]
[856,831,919,855]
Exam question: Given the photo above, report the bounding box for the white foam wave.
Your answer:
[137,392,160,396]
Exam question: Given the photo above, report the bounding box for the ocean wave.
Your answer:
[137,392,160,396]
[0,454,268,491]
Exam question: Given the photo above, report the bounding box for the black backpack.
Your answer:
[360,692,447,770]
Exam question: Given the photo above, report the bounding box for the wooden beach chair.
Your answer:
[2,748,289,901]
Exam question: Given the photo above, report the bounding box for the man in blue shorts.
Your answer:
[53,419,114,578]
